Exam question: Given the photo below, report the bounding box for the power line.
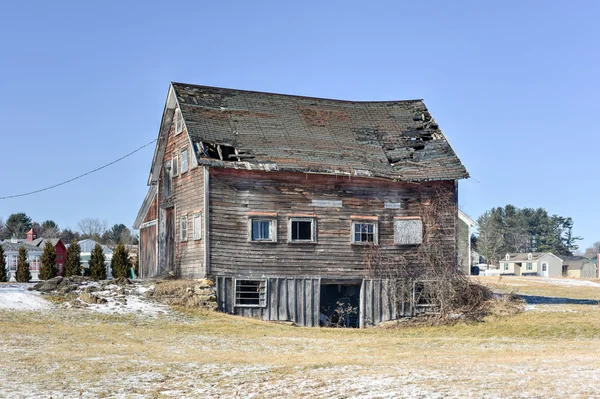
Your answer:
[0,139,157,200]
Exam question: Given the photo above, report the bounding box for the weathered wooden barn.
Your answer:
[134,83,469,327]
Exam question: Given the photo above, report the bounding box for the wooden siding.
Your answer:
[216,276,321,327]
[143,194,158,224]
[157,107,205,278]
[359,279,413,327]
[209,168,457,278]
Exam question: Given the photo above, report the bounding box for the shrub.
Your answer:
[111,243,129,279]
[89,244,106,280]
[15,247,31,283]
[0,245,8,282]
[64,240,82,277]
[38,241,57,281]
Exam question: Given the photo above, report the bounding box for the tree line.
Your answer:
[0,240,138,283]
[0,213,138,245]
[475,205,582,266]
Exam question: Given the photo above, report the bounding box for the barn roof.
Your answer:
[171,83,469,182]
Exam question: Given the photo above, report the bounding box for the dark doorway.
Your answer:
[165,207,175,274]
[319,281,361,328]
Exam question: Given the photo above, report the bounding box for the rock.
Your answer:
[58,285,78,295]
[79,292,107,304]
[82,286,98,293]
[196,279,215,288]
[69,276,89,284]
[113,277,132,286]
[32,277,64,292]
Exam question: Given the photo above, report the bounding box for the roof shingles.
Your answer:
[172,83,469,182]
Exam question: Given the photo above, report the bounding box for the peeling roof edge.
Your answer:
[133,185,157,230]
[171,82,424,104]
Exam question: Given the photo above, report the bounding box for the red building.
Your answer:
[27,230,67,276]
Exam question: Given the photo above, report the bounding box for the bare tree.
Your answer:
[583,241,600,259]
[77,218,108,240]
[476,211,504,266]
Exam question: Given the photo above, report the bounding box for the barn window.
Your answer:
[181,148,189,173]
[351,221,378,245]
[192,213,202,240]
[394,217,423,245]
[180,216,188,242]
[235,279,267,307]
[249,219,276,242]
[289,217,316,243]
[175,109,183,134]
[163,161,172,198]
[171,152,179,176]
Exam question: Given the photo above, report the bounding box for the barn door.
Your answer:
[165,207,175,273]
[140,224,157,278]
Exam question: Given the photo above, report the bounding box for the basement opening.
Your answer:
[319,280,361,328]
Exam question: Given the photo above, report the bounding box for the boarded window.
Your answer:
[172,152,179,176]
[394,218,423,245]
[289,218,316,242]
[175,109,183,134]
[235,279,267,307]
[180,216,188,242]
[312,199,342,208]
[181,148,189,173]
[352,222,377,244]
[193,213,202,240]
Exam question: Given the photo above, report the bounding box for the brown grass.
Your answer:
[1,278,600,398]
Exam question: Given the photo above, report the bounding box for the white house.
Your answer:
[1,239,44,281]
[499,252,563,277]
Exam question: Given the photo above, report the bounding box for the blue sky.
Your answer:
[0,1,598,249]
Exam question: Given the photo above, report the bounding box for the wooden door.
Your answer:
[140,224,157,278]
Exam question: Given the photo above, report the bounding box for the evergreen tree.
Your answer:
[15,247,31,283]
[64,240,82,277]
[110,243,129,279]
[38,241,57,281]
[89,244,106,280]
[0,245,8,282]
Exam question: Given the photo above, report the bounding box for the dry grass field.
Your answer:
[1,277,599,398]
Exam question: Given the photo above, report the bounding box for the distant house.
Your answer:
[30,238,67,276]
[76,239,113,277]
[562,256,597,279]
[458,210,477,275]
[0,239,43,281]
[499,252,563,277]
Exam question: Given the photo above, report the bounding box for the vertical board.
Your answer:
[140,224,157,278]
[216,276,321,327]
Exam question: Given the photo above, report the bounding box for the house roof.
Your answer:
[0,240,43,253]
[30,238,62,248]
[504,252,557,262]
[170,83,469,182]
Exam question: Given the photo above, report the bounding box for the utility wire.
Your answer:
[0,139,157,200]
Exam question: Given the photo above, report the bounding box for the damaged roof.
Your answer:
[172,83,469,181]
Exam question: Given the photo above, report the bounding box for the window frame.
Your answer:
[248,215,277,243]
[234,278,267,308]
[526,262,532,271]
[175,109,183,135]
[8,255,17,271]
[288,217,317,244]
[503,263,509,271]
[351,219,378,245]
[180,215,188,242]
[29,255,41,271]
[192,213,202,241]
[181,147,189,174]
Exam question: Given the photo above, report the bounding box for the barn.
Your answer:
[134,83,469,327]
